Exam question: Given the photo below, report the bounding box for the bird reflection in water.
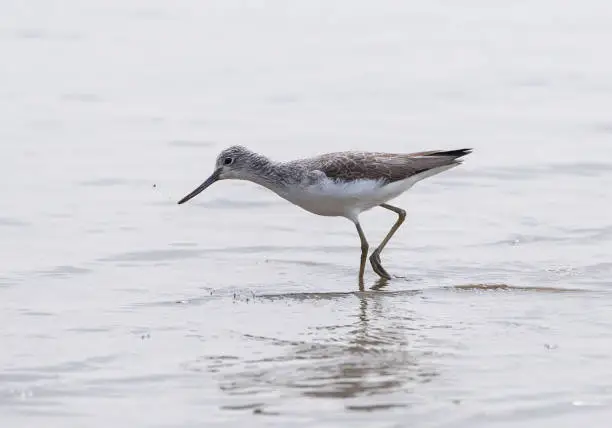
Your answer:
[213,279,440,403]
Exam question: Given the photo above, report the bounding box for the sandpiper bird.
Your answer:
[178,146,471,285]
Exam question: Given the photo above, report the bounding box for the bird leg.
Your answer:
[369,203,406,279]
[355,222,369,290]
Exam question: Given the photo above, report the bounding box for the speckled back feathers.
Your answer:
[287,149,472,184]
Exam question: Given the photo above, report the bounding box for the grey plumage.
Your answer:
[214,145,472,187]
[287,149,472,184]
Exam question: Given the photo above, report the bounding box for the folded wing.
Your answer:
[316,149,472,184]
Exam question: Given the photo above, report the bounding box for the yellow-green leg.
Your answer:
[369,203,406,279]
[355,222,369,290]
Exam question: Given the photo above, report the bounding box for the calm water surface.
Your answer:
[2,1,612,427]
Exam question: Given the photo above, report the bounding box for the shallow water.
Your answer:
[2,1,612,426]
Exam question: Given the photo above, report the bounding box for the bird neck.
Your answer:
[245,154,293,193]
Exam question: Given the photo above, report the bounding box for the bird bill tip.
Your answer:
[176,168,221,205]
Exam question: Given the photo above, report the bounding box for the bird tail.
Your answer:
[422,148,472,160]
[402,148,472,182]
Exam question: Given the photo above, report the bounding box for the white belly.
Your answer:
[276,164,457,221]
[280,177,414,220]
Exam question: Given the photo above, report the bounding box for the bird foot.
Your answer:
[369,251,392,280]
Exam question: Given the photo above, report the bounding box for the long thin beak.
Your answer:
[177,168,221,204]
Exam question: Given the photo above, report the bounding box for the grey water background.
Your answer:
[2,1,612,426]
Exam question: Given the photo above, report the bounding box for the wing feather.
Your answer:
[311,149,471,183]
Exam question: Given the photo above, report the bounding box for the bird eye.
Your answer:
[223,157,233,165]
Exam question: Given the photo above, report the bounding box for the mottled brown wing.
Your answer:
[316,149,471,184]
